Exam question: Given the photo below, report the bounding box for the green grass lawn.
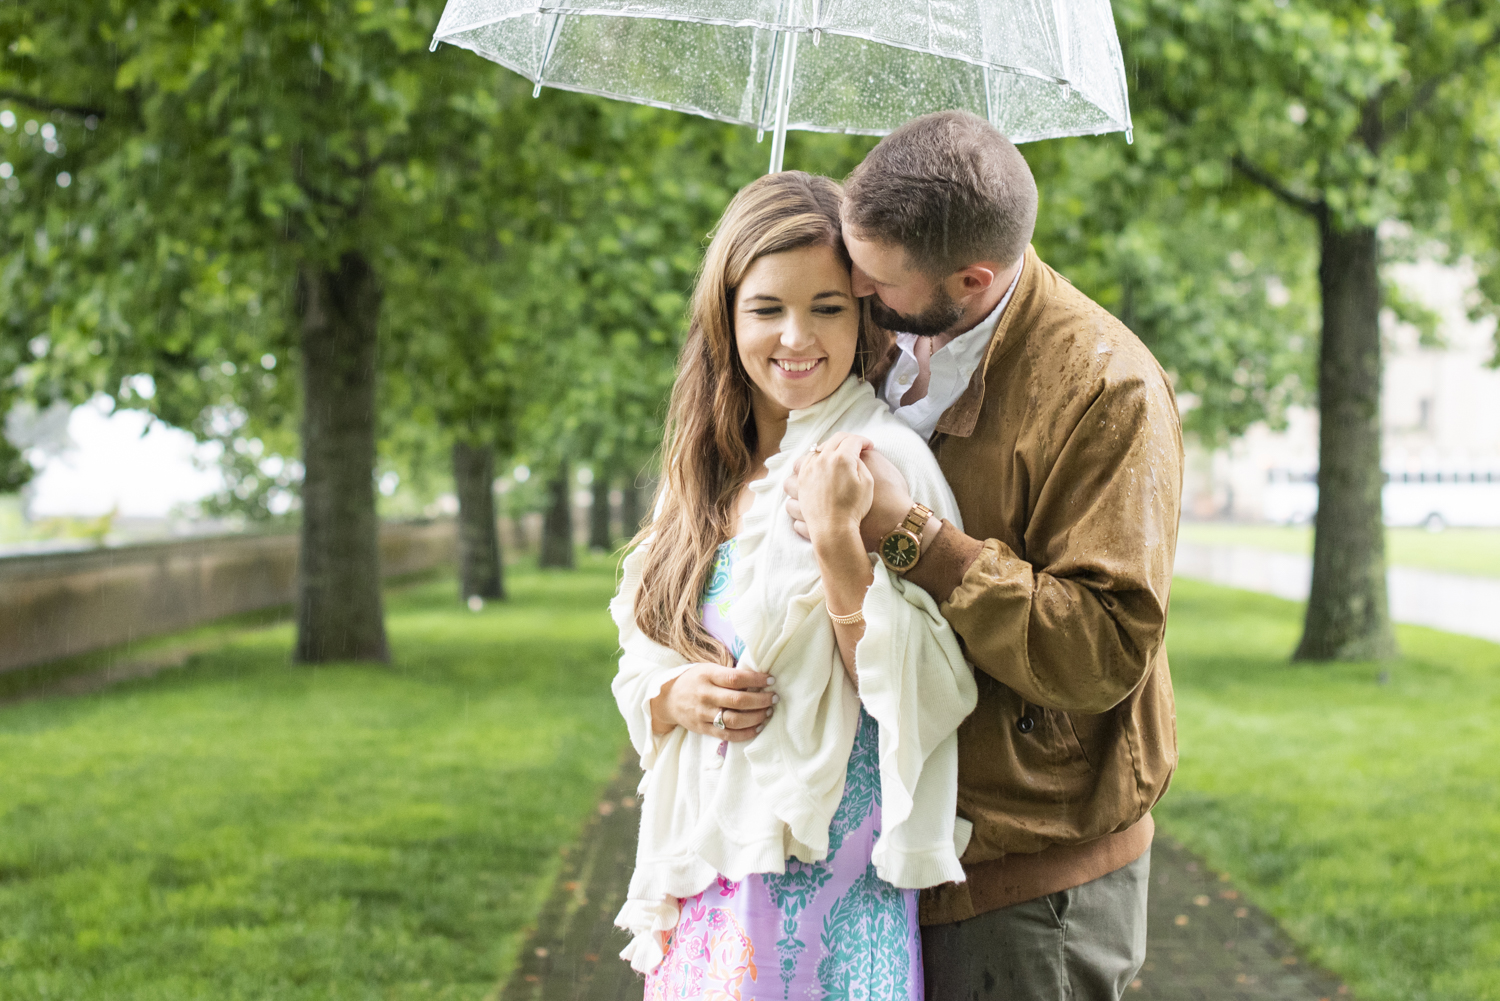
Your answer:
[4,555,1497,1001]
[1159,579,1500,1001]
[0,557,626,1000]
[1178,522,1500,578]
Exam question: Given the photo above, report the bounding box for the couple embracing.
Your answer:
[611,111,1183,1000]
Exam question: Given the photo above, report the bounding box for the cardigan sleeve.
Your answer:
[851,429,978,888]
[610,541,695,771]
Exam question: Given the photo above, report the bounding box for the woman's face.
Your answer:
[734,243,859,419]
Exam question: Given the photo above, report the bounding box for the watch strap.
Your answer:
[900,502,934,538]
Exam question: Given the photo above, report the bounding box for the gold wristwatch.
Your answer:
[879,502,934,574]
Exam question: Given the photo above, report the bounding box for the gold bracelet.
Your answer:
[828,606,865,627]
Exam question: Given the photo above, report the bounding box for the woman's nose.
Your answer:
[780,311,816,349]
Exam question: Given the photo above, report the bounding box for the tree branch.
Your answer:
[0,89,107,119]
[1358,94,1386,155]
[1231,154,1326,219]
[1128,62,1197,130]
[1386,25,1500,139]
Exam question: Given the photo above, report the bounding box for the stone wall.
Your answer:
[0,521,455,673]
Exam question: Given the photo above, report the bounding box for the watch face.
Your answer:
[881,530,919,570]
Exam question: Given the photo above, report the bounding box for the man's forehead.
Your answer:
[843,228,916,275]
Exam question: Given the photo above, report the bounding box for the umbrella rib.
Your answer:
[756,28,782,141]
[533,12,565,98]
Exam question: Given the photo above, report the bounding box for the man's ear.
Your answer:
[949,263,1000,298]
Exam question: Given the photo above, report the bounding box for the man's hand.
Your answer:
[786,441,915,552]
[650,664,777,742]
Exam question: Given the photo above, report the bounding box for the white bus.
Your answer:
[1264,467,1500,529]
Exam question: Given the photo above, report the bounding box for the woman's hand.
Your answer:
[650,664,777,742]
[796,433,874,546]
[794,434,878,683]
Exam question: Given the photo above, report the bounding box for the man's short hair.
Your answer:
[844,110,1038,277]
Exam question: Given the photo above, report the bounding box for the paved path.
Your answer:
[494,764,1353,1001]
[1174,541,1500,643]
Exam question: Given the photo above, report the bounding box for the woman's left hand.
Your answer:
[796,433,874,545]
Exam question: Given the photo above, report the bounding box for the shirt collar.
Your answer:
[932,246,1041,440]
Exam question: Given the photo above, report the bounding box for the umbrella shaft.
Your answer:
[768,28,799,174]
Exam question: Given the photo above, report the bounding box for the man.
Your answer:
[786,111,1182,998]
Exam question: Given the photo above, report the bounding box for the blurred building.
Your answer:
[1185,260,1500,527]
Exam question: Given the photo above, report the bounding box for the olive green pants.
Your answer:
[921,849,1150,1001]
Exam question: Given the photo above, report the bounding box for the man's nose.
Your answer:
[850,264,875,299]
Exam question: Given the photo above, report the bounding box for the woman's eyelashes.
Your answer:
[744,304,846,318]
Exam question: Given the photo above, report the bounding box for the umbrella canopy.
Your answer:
[431,0,1132,172]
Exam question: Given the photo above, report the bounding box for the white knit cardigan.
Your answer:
[609,377,979,973]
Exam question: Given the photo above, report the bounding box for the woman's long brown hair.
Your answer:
[630,171,888,665]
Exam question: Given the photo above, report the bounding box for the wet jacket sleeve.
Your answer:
[917,374,1182,714]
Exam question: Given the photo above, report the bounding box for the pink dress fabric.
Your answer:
[643,540,923,1001]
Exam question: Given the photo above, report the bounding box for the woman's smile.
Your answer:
[773,357,826,377]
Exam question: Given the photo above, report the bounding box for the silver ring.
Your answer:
[712,708,727,730]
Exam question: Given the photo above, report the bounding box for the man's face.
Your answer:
[843,228,963,337]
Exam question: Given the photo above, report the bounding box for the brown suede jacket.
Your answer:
[902,247,1183,924]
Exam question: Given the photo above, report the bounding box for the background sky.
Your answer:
[21,397,223,519]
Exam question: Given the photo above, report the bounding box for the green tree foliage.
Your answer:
[0,0,545,658]
[1113,0,1500,660]
[0,433,32,492]
[1029,133,1320,444]
[14,0,1488,671]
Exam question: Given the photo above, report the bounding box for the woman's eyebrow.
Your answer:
[813,290,852,300]
[742,294,783,303]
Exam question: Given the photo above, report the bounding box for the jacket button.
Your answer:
[1016,715,1035,734]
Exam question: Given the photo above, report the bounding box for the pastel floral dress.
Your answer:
[643,539,924,1001]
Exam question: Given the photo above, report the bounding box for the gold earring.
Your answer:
[858,346,867,384]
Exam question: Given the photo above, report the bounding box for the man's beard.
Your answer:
[867,284,965,337]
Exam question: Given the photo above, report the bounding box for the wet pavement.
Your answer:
[494,763,1353,1001]
[1174,542,1500,643]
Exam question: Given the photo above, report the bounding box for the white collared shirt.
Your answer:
[882,265,1022,440]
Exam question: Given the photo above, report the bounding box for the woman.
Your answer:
[611,171,976,999]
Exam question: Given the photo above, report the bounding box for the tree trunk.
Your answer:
[620,475,643,541]
[295,252,389,663]
[1294,222,1398,661]
[539,462,575,568]
[589,473,612,550]
[453,439,505,601]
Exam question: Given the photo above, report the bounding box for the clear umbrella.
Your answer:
[431,0,1132,173]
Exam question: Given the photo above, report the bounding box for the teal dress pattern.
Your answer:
[642,540,924,1001]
